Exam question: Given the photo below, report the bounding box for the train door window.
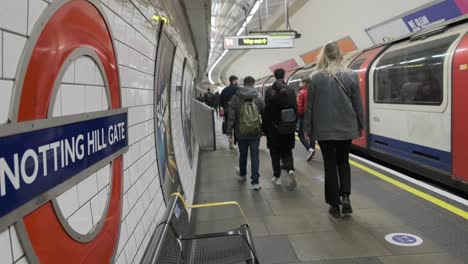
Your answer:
[349,57,365,72]
[374,35,458,105]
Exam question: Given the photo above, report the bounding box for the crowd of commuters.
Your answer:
[217,42,364,218]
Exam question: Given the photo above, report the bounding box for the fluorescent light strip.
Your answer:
[209,0,264,84]
[208,49,228,84]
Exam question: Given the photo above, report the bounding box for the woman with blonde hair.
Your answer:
[304,42,365,218]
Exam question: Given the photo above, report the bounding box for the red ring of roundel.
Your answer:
[17,1,122,262]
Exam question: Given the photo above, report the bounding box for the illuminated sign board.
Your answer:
[224,35,294,49]
[238,37,268,46]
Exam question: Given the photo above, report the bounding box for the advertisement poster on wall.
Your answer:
[154,31,184,202]
[179,59,196,167]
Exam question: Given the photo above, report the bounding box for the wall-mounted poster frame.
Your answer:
[154,25,184,203]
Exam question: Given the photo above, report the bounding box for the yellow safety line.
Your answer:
[349,160,468,220]
[171,193,250,225]
[295,138,468,220]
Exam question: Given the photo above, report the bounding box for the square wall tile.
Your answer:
[114,253,127,264]
[97,164,111,190]
[75,57,96,85]
[124,235,138,264]
[0,80,13,124]
[117,220,129,254]
[85,85,104,112]
[28,0,48,34]
[3,32,27,78]
[77,174,98,206]
[0,0,27,35]
[0,228,12,264]
[52,88,62,117]
[91,187,108,225]
[57,185,80,219]
[94,67,105,86]
[108,0,123,15]
[15,257,28,264]
[62,61,75,83]
[61,84,85,116]
[68,203,93,235]
[9,226,24,261]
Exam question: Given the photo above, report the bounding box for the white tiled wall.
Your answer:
[0,1,50,264]
[52,56,111,235]
[0,1,200,264]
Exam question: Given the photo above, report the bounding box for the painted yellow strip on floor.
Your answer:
[349,160,468,220]
[295,138,468,219]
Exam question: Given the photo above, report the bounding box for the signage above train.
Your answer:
[224,35,294,50]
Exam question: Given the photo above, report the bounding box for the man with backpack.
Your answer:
[262,70,298,190]
[227,76,265,190]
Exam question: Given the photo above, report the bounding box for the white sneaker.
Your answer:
[306,149,316,162]
[252,183,262,191]
[237,176,247,182]
[235,167,246,182]
[288,170,297,190]
[271,177,282,186]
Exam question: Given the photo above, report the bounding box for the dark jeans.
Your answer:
[238,138,261,184]
[269,148,294,178]
[298,116,314,151]
[318,140,352,206]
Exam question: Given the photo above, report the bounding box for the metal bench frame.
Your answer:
[141,193,259,264]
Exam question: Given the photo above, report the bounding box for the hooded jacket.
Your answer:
[227,87,265,139]
[262,80,297,150]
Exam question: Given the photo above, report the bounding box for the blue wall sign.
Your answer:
[0,112,128,219]
[403,0,462,32]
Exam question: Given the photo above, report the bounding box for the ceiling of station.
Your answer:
[209,0,291,77]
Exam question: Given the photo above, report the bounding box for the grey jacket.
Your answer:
[304,71,365,141]
[227,87,265,139]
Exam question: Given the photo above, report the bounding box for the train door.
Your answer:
[368,28,466,174]
[347,47,386,149]
[452,32,468,183]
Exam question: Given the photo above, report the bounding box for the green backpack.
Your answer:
[239,99,261,137]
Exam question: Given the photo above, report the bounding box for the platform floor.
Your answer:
[192,116,468,264]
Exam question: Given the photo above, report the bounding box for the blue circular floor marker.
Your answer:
[385,233,423,247]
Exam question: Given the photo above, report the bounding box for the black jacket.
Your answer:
[220,83,239,109]
[262,80,297,150]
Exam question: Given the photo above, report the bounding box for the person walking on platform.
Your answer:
[204,88,215,108]
[220,75,239,150]
[262,69,298,190]
[297,77,316,161]
[227,76,265,190]
[214,91,221,116]
[304,42,365,218]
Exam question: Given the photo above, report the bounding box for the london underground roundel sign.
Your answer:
[0,1,127,263]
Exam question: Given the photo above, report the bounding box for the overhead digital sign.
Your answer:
[238,37,268,46]
[224,35,294,49]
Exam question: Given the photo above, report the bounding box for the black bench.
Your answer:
[141,193,259,264]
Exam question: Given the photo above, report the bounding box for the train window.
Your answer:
[349,57,365,72]
[374,35,458,105]
[288,69,314,94]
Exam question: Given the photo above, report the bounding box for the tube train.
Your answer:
[256,16,468,193]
